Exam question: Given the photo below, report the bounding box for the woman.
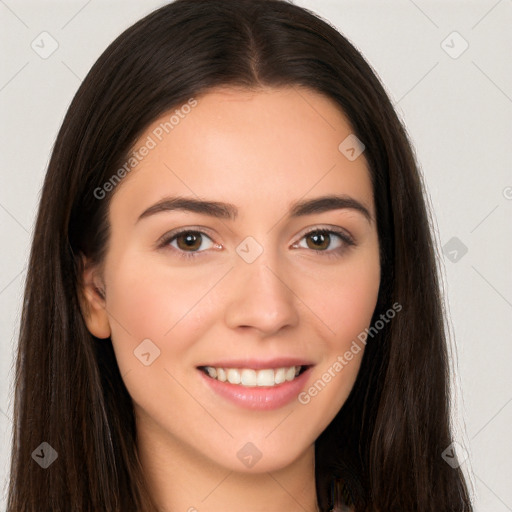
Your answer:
[7,0,473,510]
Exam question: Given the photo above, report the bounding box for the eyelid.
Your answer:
[157,225,216,246]
[156,226,220,255]
[293,224,355,246]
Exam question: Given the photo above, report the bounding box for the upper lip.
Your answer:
[197,358,314,370]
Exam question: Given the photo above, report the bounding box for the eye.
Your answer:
[158,226,355,260]
[292,228,355,256]
[159,229,219,259]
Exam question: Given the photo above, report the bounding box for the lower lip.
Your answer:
[198,367,312,411]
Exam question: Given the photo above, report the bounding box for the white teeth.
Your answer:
[203,365,304,387]
[205,367,217,379]
[274,368,286,384]
[256,369,274,387]
[226,368,241,384]
[285,366,296,382]
[241,369,257,386]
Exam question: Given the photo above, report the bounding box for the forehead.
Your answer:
[109,86,374,223]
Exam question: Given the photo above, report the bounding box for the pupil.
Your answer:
[309,232,329,250]
[179,232,200,250]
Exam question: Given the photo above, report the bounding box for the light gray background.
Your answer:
[1,0,511,510]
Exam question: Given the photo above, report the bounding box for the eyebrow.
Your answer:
[136,194,373,224]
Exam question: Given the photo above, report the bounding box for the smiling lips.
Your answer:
[198,364,312,410]
[197,360,313,410]
[200,365,305,387]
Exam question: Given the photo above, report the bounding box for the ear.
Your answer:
[79,255,111,339]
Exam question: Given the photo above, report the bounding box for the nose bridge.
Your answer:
[223,237,299,333]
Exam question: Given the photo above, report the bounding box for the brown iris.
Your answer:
[175,232,203,251]
[305,231,331,250]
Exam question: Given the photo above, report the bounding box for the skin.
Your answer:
[81,86,380,512]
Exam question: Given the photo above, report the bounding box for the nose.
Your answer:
[223,253,300,336]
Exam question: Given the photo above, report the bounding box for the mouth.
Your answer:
[198,365,310,387]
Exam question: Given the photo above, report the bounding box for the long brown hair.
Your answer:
[7,0,473,510]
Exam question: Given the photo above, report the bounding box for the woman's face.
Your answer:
[82,86,380,474]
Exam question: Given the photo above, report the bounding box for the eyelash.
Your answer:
[158,226,356,261]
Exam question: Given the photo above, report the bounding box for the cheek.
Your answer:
[294,248,380,420]
[296,269,378,440]
[330,271,380,340]
[305,248,381,348]
[103,251,222,369]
